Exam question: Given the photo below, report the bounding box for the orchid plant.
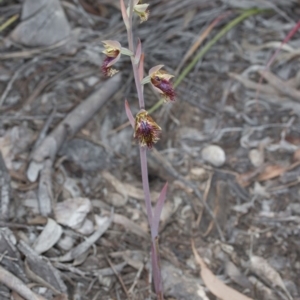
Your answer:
[101,0,175,298]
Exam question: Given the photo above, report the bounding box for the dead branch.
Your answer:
[0,265,47,300]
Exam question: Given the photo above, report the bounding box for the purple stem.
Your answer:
[127,0,145,109]
[125,0,162,297]
[126,0,152,224]
[139,147,153,225]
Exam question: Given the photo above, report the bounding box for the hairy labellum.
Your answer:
[102,56,119,77]
[151,76,175,102]
[101,40,121,77]
[134,110,161,148]
[145,65,175,102]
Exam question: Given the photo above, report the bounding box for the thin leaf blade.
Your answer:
[125,100,135,128]
[152,182,168,239]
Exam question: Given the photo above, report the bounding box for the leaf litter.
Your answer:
[0,0,300,299]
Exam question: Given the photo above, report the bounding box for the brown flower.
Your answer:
[101,40,121,77]
[142,65,175,102]
[134,110,161,148]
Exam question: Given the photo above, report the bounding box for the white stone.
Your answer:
[201,145,226,167]
[249,149,264,167]
[54,198,91,229]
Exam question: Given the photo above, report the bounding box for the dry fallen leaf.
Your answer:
[250,256,292,300]
[113,213,149,239]
[56,214,112,262]
[225,260,252,290]
[293,148,300,161]
[162,262,209,300]
[102,171,159,203]
[54,198,91,230]
[102,171,128,201]
[52,294,68,300]
[236,168,263,187]
[76,219,94,236]
[106,192,127,207]
[192,240,253,300]
[11,291,25,300]
[248,276,280,300]
[33,218,62,254]
[257,165,287,181]
[0,133,13,169]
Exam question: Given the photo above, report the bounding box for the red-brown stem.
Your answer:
[126,0,151,223]
[125,0,162,298]
[139,147,153,225]
[127,0,145,109]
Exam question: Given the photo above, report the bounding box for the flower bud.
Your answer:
[134,2,149,23]
[128,0,149,23]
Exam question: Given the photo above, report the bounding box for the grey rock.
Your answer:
[201,145,226,167]
[11,0,71,47]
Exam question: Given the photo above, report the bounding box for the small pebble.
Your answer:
[201,145,226,167]
[249,149,264,167]
[106,192,128,207]
[190,167,208,181]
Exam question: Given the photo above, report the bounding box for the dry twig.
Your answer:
[0,265,47,300]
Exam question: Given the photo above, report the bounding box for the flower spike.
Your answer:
[134,110,161,149]
[142,65,175,102]
[101,40,122,77]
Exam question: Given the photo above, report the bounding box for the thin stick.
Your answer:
[128,262,144,294]
[105,255,130,299]
[0,266,46,300]
[0,58,37,107]
[0,14,19,32]
[196,173,212,226]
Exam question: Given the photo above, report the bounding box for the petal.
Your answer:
[149,65,164,76]
[160,74,174,81]
[102,40,121,50]
[151,84,165,95]
[106,52,121,67]
[134,3,149,13]
[134,110,161,148]
[102,57,118,77]
[151,77,175,101]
